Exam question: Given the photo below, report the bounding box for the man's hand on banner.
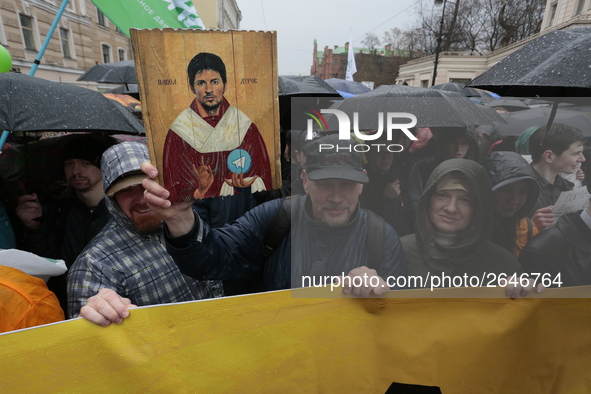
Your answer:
[80,288,136,326]
[342,266,389,297]
[505,277,546,299]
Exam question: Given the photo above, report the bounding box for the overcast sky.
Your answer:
[237,0,421,75]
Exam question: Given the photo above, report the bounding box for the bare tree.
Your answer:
[361,33,381,50]
[395,0,546,54]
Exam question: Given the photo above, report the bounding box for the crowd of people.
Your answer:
[0,68,589,333]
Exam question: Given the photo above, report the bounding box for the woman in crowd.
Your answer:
[400,159,522,284]
[483,151,540,257]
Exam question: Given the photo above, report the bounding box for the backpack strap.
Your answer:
[365,209,385,270]
[261,195,299,258]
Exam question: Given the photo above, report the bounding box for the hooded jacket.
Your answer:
[483,151,540,256]
[407,128,480,215]
[519,210,591,287]
[67,142,223,318]
[400,159,522,284]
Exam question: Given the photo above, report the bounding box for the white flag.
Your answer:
[345,28,357,81]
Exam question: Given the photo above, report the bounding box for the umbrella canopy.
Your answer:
[430,82,481,97]
[278,75,339,96]
[0,73,144,135]
[468,28,591,97]
[323,84,504,131]
[492,106,591,136]
[324,78,371,95]
[487,99,530,112]
[77,60,137,84]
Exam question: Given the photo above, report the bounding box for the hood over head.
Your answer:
[415,158,492,259]
[482,151,540,220]
[100,142,157,234]
[101,142,150,196]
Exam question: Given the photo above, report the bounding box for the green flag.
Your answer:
[91,0,205,37]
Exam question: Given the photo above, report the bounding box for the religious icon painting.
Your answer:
[131,29,281,202]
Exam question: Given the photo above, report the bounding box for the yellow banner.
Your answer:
[1,286,590,392]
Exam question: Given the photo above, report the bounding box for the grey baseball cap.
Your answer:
[304,134,368,184]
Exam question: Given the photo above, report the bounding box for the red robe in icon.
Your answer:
[163,98,272,202]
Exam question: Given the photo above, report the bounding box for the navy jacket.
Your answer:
[166,195,407,291]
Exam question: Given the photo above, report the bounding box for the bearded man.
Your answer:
[67,142,223,318]
[162,52,272,201]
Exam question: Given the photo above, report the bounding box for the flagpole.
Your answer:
[0,0,70,149]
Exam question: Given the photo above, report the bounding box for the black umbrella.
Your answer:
[487,99,530,112]
[323,84,504,131]
[468,28,591,97]
[278,75,340,96]
[0,73,144,135]
[105,83,140,100]
[77,60,137,84]
[492,107,591,136]
[324,78,371,95]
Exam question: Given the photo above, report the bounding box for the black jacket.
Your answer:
[519,211,591,287]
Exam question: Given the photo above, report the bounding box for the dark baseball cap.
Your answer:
[304,134,368,184]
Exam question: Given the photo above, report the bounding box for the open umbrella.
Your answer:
[487,99,530,112]
[430,82,481,97]
[0,73,144,135]
[324,78,371,95]
[468,28,591,97]
[492,107,591,136]
[77,60,137,84]
[278,75,339,96]
[323,84,504,131]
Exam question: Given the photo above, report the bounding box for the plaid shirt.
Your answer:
[67,198,223,318]
[67,142,223,318]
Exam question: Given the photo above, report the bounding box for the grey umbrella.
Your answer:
[323,84,504,131]
[77,60,137,84]
[0,73,144,135]
[468,28,591,97]
[324,78,371,95]
[492,107,591,136]
[278,75,339,96]
[487,99,530,112]
[430,82,481,97]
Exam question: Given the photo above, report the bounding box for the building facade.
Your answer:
[0,0,241,86]
[311,40,412,87]
[396,0,591,87]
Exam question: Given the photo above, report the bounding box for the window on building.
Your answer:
[420,79,429,88]
[20,14,36,50]
[101,44,111,63]
[333,59,339,66]
[57,0,75,12]
[60,27,71,58]
[118,48,126,61]
[575,0,585,14]
[78,0,86,16]
[548,2,558,26]
[115,26,123,34]
[97,9,106,27]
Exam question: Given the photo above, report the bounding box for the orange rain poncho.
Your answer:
[0,266,64,333]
